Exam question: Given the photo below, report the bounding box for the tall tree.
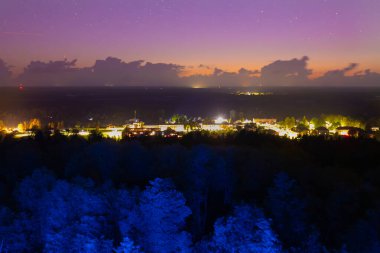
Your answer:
[211,204,282,253]
[183,146,213,238]
[266,173,309,249]
[114,237,143,253]
[134,178,192,253]
[39,180,112,252]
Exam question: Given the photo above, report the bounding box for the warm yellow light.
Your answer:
[104,130,122,139]
[201,124,223,131]
[191,83,204,89]
[14,133,31,139]
[17,123,25,133]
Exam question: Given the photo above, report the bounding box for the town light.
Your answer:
[215,116,227,124]
[79,130,90,136]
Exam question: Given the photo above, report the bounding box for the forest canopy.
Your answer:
[0,133,380,252]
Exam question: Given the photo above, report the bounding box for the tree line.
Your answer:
[1,132,380,252]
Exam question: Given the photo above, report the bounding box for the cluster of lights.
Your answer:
[3,114,367,141]
[214,116,228,124]
[258,123,298,139]
[236,91,273,96]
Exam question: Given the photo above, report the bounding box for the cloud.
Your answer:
[4,56,380,87]
[18,59,81,86]
[260,56,312,86]
[0,59,12,86]
[18,57,184,86]
[314,64,380,86]
[317,63,358,82]
[198,64,211,69]
[343,63,358,73]
[183,67,260,87]
[91,57,184,86]
[23,59,77,73]
[238,68,260,76]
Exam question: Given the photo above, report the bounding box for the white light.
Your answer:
[105,130,122,139]
[79,130,90,136]
[215,116,227,124]
[202,124,223,131]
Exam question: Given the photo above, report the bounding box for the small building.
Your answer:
[201,124,233,131]
[243,123,258,131]
[313,126,329,136]
[123,128,161,138]
[293,125,310,136]
[259,129,279,136]
[101,127,124,139]
[253,118,277,125]
[336,127,364,137]
[158,124,185,132]
[163,127,179,138]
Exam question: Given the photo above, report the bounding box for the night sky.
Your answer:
[1,0,379,76]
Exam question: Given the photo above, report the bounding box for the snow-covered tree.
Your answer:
[266,173,308,247]
[134,178,192,253]
[212,204,282,253]
[40,180,112,252]
[114,237,143,253]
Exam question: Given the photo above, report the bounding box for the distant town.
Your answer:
[1,113,379,141]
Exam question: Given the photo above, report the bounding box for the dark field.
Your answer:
[1,86,380,126]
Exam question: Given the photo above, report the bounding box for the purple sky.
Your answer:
[1,0,379,76]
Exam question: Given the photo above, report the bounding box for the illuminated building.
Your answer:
[158,125,185,132]
[313,126,329,136]
[336,127,364,137]
[102,126,124,139]
[201,124,233,131]
[253,118,277,125]
[214,117,228,124]
[78,130,90,136]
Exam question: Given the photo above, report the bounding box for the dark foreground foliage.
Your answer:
[1,131,380,252]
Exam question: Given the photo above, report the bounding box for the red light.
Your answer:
[18,84,24,91]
